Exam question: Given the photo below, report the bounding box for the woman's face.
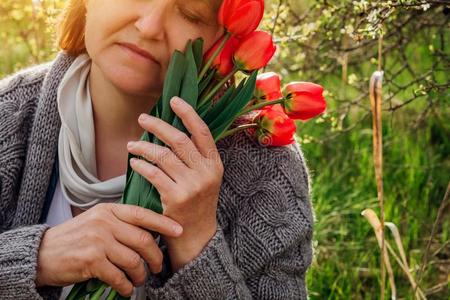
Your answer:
[84,0,223,97]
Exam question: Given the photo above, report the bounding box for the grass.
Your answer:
[303,104,449,299]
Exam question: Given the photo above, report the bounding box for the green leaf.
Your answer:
[154,98,162,119]
[208,71,258,138]
[199,69,216,96]
[180,41,199,107]
[172,40,200,133]
[192,38,204,72]
[120,131,153,205]
[121,97,160,206]
[157,50,187,145]
[140,184,163,214]
[198,100,212,119]
[202,85,236,125]
[211,118,235,140]
[232,78,246,98]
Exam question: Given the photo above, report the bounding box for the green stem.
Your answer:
[239,98,285,116]
[198,32,231,82]
[217,123,259,141]
[90,283,108,300]
[105,288,118,300]
[198,67,238,107]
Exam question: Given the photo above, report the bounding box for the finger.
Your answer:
[170,96,218,159]
[127,140,188,182]
[93,259,134,297]
[129,158,176,197]
[105,241,148,286]
[137,113,203,168]
[110,220,164,274]
[109,203,183,237]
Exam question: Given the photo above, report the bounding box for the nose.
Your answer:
[134,2,166,41]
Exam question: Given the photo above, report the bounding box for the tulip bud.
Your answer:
[233,31,276,72]
[247,105,296,147]
[205,36,240,77]
[254,72,283,102]
[283,82,326,120]
[218,0,265,38]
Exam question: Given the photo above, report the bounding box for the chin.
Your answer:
[106,65,163,96]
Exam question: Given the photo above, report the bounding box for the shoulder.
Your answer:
[217,130,311,194]
[0,62,52,130]
[0,51,75,107]
[0,62,52,143]
[216,130,313,230]
[0,62,51,101]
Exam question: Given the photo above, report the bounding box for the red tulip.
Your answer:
[218,0,264,38]
[233,31,276,72]
[254,72,283,102]
[205,36,240,77]
[283,82,326,120]
[248,105,296,147]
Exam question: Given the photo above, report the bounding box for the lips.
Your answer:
[118,42,159,64]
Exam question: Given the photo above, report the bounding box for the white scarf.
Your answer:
[57,54,126,210]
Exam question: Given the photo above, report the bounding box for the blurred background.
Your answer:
[0,0,448,299]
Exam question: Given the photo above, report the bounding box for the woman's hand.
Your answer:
[126,96,224,271]
[35,203,183,297]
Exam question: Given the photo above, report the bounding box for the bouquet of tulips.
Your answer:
[67,0,326,299]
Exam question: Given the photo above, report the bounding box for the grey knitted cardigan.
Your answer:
[0,52,314,300]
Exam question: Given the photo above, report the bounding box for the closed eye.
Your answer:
[177,6,202,24]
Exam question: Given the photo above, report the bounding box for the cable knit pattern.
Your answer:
[0,53,314,299]
[0,65,45,229]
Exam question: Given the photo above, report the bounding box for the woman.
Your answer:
[0,0,314,299]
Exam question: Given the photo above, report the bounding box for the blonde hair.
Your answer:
[57,0,223,56]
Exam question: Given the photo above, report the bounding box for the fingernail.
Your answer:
[171,97,182,105]
[173,224,183,235]
[127,141,135,149]
[139,113,149,122]
[130,158,138,165]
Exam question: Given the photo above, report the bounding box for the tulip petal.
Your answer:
[251,105,296,147]
[255,72,283,101]
[227,2,264,37]
[218,0,264,37]
[283,82,326,120]
[234,31,276,71]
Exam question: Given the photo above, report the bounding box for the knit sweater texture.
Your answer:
[0,52,314,299]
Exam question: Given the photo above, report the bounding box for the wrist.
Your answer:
[164,222,217,272]
[35,251,50,287]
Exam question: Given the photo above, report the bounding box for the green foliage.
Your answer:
[1,0,448,299]
[0,0,63,75]
[262,1,449,298]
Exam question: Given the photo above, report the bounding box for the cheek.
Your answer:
[84,1,133,57]
[94,45,165,95]
[202,28,224,52]
[166,20,224,58]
